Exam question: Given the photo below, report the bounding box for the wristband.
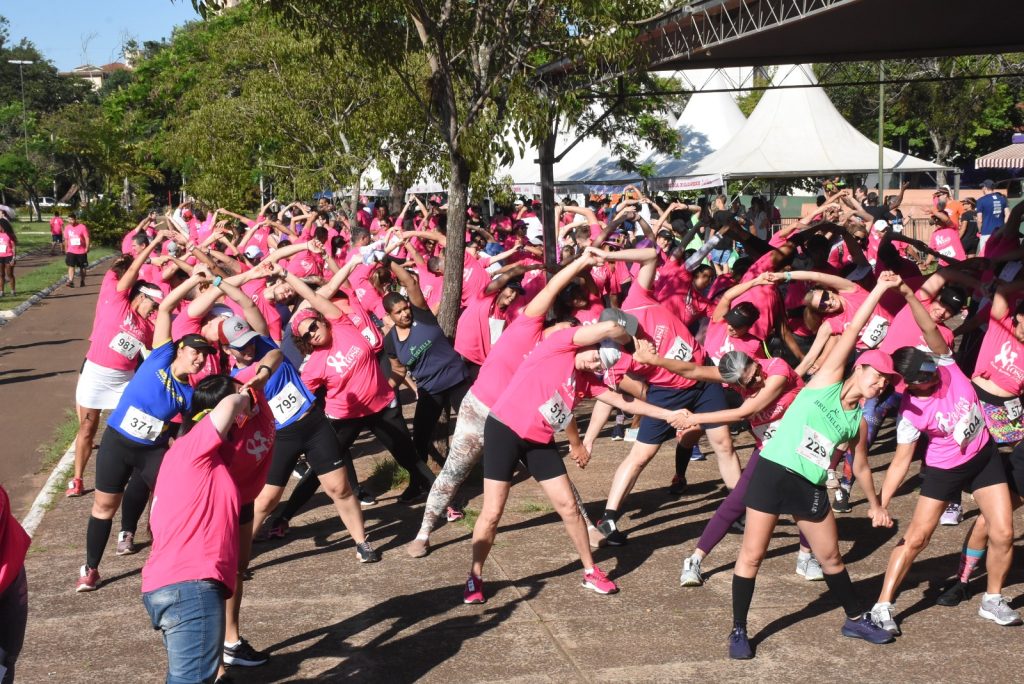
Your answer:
[212,276,223,288]
[784,272,791,282]
[257,364,272,377]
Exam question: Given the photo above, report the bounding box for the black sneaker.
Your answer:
[596,517,628,546]
[398,484,425,503]
[223,637,269,667]
[668,475,687,496]
[832,487,852,514]
[728,625,754,659]
[356,487,377,508]
[215,675,235,684]
[936,580,970,607]
[356,541,381,563]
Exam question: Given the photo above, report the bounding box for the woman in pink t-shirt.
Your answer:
[68,232,171,497]
[0,217,16,297]
[464,314,689,604]
[141,383,260,684]
[64,212,91,288]
[50,209,65,255]
[869,289,1017,634]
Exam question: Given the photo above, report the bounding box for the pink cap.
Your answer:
[290,308,320,338]
[857,349,898,376]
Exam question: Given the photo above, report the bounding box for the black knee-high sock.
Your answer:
[732,574,756,627]
[120,474,150,535]
[822,569,861,618]
[86,516,113,570]
[675,441,691,479]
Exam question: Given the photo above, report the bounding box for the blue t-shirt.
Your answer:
[975,192,1007,236]
[231,336,314,430]
[108,341,194,445]
[384,306,467,395]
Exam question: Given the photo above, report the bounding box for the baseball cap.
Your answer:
[723,302,759,329]
[244,245,264,260]
[176,333,215,353]
[513,197,525,206]
[598,341,622,370]
[599,307,639,336]
[937,286,967,313]
[982,179,995,190]
[872,219,889,232]
[219,315,261,349]
[857,349,898,377]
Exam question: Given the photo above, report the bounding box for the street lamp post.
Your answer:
[7,60,34,159]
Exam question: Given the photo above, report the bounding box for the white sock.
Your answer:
[797,550,811,561]
[224,639,241,648]
[983,592,1002,601]
[415,533,429,541]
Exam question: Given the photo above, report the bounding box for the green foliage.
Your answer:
[79,198,131,248]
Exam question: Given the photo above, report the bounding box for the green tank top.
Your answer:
[759,381,862,486]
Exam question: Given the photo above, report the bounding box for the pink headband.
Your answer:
[290,308,320,338]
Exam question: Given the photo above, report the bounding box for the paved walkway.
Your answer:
[0,260,109,515]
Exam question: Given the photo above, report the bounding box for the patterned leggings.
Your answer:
[418,389,595,535]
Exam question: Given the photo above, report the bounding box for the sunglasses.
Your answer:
[301,320,320,342]
[736,366,761,388]
[816,290,832,313]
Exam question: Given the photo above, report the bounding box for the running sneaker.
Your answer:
[223,637,269,667]
[355,541,380,563]
[407,537,430,558]
[464,574,485,604]
[214,675,235,684]
[357,487,377,508]
[978,594,1023,626]
[596,517,628,546]
[115,531,137,556]
[841,613,895,644]
[795,553,824,581]
[65,477,84,497]
[668,474,687,496]
[587,525,606,550]
[935,580,970,607]
[75,565,100,592]
[446,505,465,522]
[254,518,290,543]
[870,602,901,635]
[690,445,706,461]
[832,486,852,514]
[398,484,425,503]
[611,422,625,441]
[680,555,704,587]
[940,502,963,526]
[730,514,745,533]
[582,566,618,594]
[728,625,754,659]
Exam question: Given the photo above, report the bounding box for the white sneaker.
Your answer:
[940,502,963,526]
[870,602,901,635]
[680,555,704,587]
[979,594,1023,626]
[795,553,824,581]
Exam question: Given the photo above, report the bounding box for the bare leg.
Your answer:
[470,478,512,578]
[877,496,945,604]
[318,468,366,544]
[604,441,661,512]
[704,425,741,489]
[74,408,101,481]
[252,485,285,538]
[971,483,1014,595]
[537,475,595,569]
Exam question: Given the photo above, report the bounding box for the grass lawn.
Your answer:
[0,246,115,309]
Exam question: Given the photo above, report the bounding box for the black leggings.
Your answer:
[0,568,27,684]
[412,379,471,463]
[330,403,434,489]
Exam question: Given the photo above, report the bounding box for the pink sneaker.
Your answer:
[582,566,618,595]
[75,565,100,592]
[446,506,465,522]
[463,574,485,604]
[66,478,84,497]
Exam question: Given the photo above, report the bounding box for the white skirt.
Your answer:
[75,359,134,410]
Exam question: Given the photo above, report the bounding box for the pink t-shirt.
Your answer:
[50,216,64,236]
[471,312,546,408]
[897,357,989,470]
[703,320,767,365]
[286,251,325,279]
[454,290,512,366]
[973,310,1024,395]
[0,485,30,596]
[879,294,955,355]
[349,264,384,319]
[742,356,803,447]
[226,279,283,343]
[490,327,606,443]
[461,252,492,308]
[141,419,240,596]
[590,263,621,299]
[335,297,384,354]
[929,227,966,261]
[85,287,155,371]
[417,268,445,310]
[611,282,703,390]
[732,285,781,341]
[824,284,892,350]
[225,369,277,504]
[300,315,393,419]
[0,232,13,258]
[65,223,89,254]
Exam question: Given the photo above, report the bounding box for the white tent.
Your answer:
[684,64,950,179]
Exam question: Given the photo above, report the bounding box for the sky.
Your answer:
[4,1,201,70]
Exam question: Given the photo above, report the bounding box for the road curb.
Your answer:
[0,253,114,325]
[21,440,76,537]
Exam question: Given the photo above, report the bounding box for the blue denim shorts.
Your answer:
[709,248,733,265]
[143,580,228,684]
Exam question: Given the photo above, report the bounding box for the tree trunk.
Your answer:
[437,153,469,337]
